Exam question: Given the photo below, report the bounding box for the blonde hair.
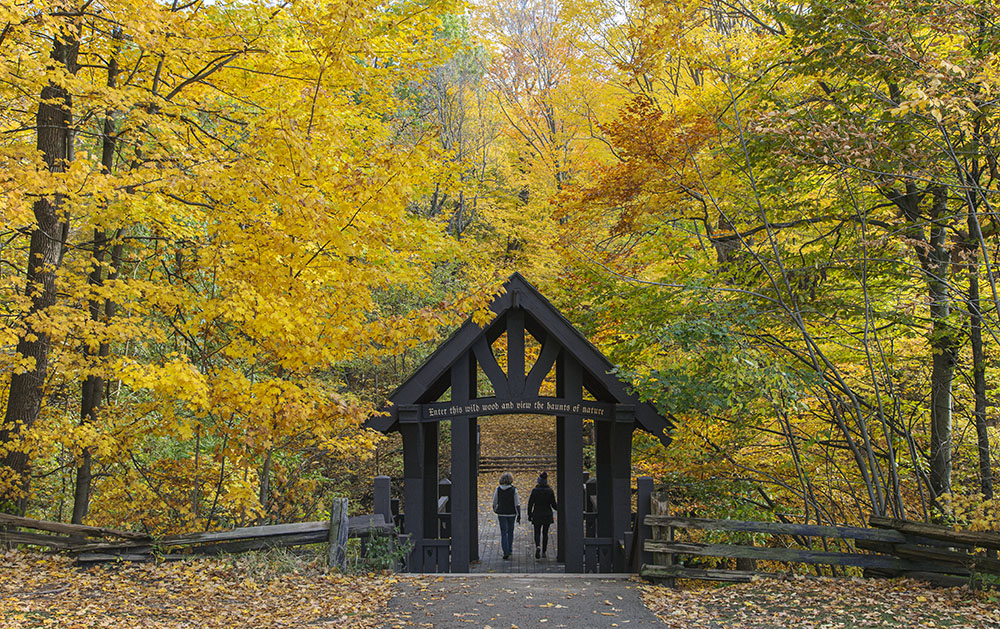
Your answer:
[499,472,513,485]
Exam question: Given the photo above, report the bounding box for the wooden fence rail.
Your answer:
[641,515,1000,588]
[1,513,395,564]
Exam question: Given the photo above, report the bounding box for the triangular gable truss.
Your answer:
[368,273,673,445]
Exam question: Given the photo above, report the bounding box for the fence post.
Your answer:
[636,476,653,571]
[328,497,349,572]
[650,490,674,587]
[374,476,391,526]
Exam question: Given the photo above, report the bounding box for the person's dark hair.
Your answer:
[537,471,549,486]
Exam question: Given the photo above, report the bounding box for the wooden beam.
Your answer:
[507,308,526,396]
[870,516,1000,551]
[640,564,969,587]
[647,516,908,543]
[0,530,76,549]
[473,337,508,398]
[643,540,968,574]
[0,513,149,540]
[70,517,391,553]
[524,334,559,397]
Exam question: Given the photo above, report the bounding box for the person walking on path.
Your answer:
[492,472,521,559]
[527,471,557,559]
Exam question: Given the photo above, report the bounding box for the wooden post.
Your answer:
[650,490,674,586]
[562,356,584,573]
[400,411,424,572]
[556,415,566,562]
[423,421,440,540]
[611,408,634,572]
[450,417,471,572]
[470,417,479,562]
[450,355,475,572]
[374,476,391,526]
[636,476,653,571]
[328,497,349,572]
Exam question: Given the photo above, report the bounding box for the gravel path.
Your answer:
[382,575,663,628]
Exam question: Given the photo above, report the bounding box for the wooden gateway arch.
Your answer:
[366,273,673,573]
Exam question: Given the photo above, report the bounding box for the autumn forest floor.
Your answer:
[643,577,1000,628]
[3,551,1000,627]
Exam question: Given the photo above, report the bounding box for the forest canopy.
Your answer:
[1,0,998,533]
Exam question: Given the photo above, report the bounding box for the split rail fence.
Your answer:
[0,504,394,567]
[635,484,1000,588]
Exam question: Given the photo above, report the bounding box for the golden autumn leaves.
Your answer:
[0,0,469,527]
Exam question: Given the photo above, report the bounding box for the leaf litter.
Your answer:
[0,550,393,628]
[643,576,1000,628]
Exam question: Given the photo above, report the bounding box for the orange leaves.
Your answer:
[0,551,395,628]
[562,94,719,242]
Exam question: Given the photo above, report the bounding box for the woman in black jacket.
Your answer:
[527,471,557,559]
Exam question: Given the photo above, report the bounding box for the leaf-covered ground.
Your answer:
[643,577,1000,628]
[0,550,393,628]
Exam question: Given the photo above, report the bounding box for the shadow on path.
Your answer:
[382,576,663,628]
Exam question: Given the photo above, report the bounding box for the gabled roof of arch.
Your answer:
[366,272,672,446]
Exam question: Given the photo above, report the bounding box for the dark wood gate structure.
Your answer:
[366,273,673,573]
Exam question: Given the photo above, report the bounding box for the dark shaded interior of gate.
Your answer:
[365,273,673,573]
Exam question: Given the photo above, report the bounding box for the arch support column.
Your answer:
[400,406,424,572]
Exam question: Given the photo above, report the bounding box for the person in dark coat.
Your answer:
[527,471,557,559]
[492,471,521,559]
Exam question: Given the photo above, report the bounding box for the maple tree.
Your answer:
[0,0,473,528]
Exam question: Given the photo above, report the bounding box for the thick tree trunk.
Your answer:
[927,188,956,504]
[1,34,78,514]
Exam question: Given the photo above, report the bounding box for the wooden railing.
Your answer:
[0,511,395,564]
[640,513,1000,587]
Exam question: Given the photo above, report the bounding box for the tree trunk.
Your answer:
[927,188,956,504]
[72,35,121,525]
[259,448,273,522]
[1,32,78,514]
[968,218,994,500]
